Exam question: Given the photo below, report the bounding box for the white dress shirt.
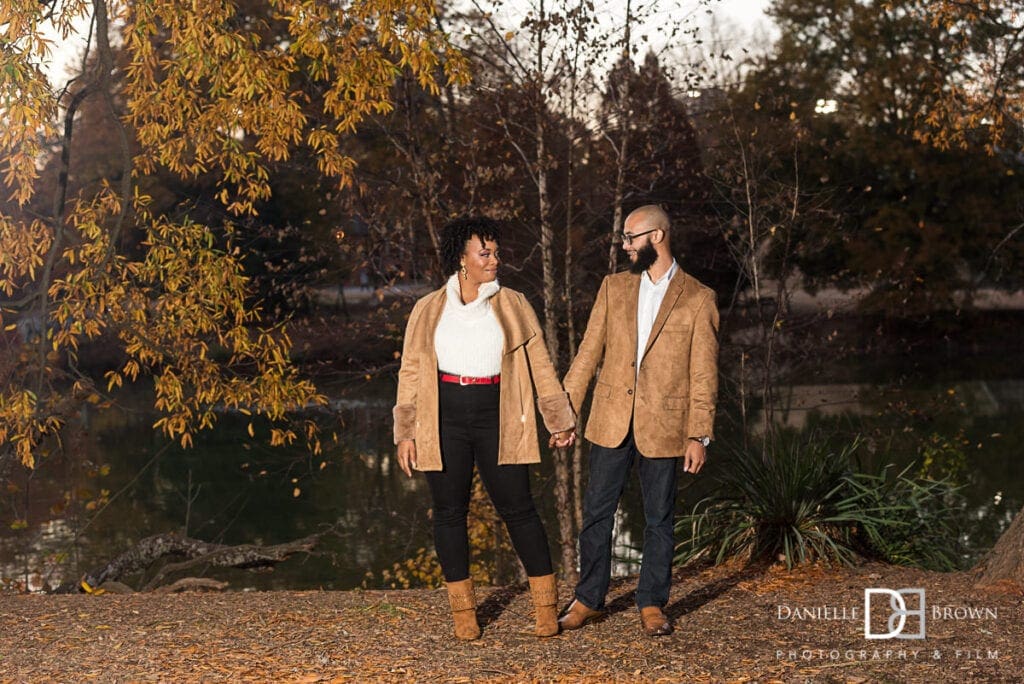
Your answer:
[636,259,678,372]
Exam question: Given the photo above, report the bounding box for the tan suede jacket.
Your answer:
[392,285,575,471]
[562,268,719,457]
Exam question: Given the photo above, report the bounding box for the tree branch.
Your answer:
[81,531,323,591]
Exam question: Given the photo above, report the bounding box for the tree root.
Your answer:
[78,531,322,593]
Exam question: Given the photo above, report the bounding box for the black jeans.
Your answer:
[574,430,678,610]
[425,381,553,582]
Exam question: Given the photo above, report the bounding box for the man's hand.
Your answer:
[683,440,707,474]
[397,439,417,477]
[548,428,577,449]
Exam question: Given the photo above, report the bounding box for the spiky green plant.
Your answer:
[675,436,964,570]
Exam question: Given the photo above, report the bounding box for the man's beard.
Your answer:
[628,242,658,274]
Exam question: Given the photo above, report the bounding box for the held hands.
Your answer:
[548,428,577,449]
[397,439,417,478]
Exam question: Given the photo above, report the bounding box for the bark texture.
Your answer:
[976,505,1024,588]
[81,532,321,592]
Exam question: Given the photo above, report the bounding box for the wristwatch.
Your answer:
[691,436,711,447]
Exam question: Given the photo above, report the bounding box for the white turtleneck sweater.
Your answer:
[434,273,504,377]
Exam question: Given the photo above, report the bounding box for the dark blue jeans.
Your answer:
[574,431,678,610]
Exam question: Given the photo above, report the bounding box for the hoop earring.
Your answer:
[460,265,467,280]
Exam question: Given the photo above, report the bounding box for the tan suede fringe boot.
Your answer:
[528,574,559,637]
[446,578,481,640]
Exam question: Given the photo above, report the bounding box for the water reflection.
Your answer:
[745,377,1024,554]
[758,380,1024,430]
[0,519,75,592]
[2,372,1023,591]
[1,393,435,592]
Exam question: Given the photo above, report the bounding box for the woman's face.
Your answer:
[461,235,500,285]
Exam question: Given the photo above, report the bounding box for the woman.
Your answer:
[393,217,576,640]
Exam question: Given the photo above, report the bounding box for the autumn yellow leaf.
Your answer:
[0,0,465,470]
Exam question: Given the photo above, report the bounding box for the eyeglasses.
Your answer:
[615,228,660,245]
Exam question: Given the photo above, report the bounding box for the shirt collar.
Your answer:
[642,259,678,287]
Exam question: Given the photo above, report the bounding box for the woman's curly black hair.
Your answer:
[440,217,502,276]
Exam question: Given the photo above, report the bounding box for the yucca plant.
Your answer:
[675,435,964,570]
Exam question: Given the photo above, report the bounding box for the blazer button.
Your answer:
[627,389,633,395]
[630,361,636,367]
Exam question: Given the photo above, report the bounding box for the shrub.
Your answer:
[843,464,965,570]
[674,436,965,570]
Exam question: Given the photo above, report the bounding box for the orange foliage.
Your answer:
[0,0,468,467]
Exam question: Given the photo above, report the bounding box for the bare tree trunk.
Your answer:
[367,60,451,280]
[566,148,585,544]
[739,350,748,447]
[562,46,584,581]
[976,505,1024,588]
[389,77,443,275]
[729,118,774,459]
[538,129,557,359]
[432,13,458,140]
[607,138,628,275]
[407,221,419,281]
[606,0,633,275]
[752,142,801,446]
[533,0,575,583]
[422,209,442,277]
[760,144,799,442]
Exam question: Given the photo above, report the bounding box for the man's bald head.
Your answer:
[622,205,671,248]
[620,204,675,276]
[624,205,671,236]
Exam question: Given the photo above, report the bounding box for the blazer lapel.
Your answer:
[642,270,686,359]
[622,273,640,360]
[417,287,447,357]
[491,289,534,353]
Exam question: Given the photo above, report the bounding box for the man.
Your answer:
[557,204,719,637]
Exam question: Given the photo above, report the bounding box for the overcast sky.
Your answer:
[40,0,774,87]
[702,0,772,33]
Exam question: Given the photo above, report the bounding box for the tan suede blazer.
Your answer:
[562,268,719,457]
[392,285,575,471]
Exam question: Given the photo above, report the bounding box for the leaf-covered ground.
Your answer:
[1,562,1020,682]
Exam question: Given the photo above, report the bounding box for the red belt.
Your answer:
[439,373,501,386]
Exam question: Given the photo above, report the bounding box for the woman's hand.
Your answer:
[397,439,417,477]
[548,428,576,449]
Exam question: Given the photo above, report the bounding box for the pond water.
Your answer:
[2,343,1023,592]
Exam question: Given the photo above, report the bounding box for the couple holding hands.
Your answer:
[392,206,719,640]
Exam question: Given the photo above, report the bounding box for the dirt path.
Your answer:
[1,563,1021,682]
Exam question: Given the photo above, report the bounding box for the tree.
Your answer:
[914,0,1024,292]
[908,0,1024,589]
[914,0,1023,155]
[747,0,1024,314]
[702,100,834,445]
[593,51,711,254]
[0,0,467,470]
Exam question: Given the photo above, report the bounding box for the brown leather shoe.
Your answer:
[640,606,673,637]
[446,578,481,640]
[558,598,603,630]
